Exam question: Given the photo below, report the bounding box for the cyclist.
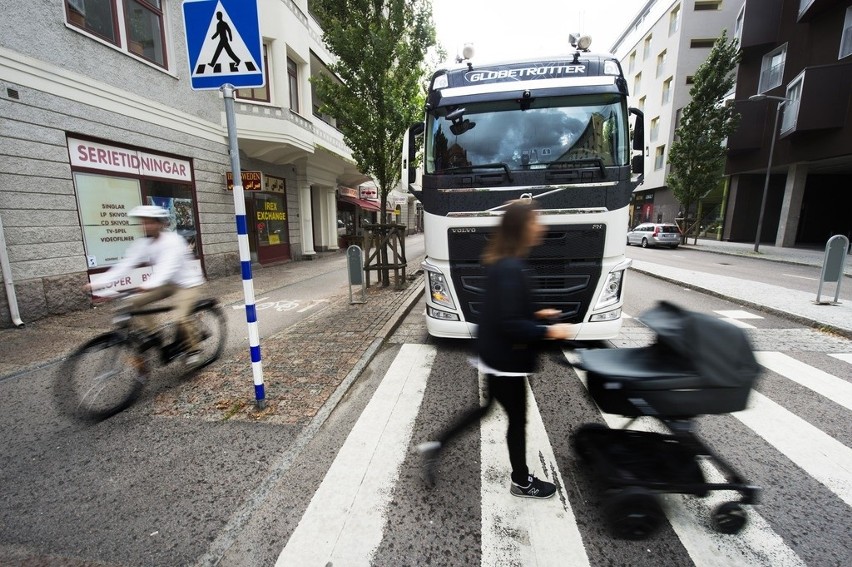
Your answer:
[84,205,206,363]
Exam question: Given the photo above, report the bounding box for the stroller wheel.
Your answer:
[571,423,607,462]
[711,502,747,534]
[603,487,664,540]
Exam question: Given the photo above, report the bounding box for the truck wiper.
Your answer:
[441,162,514,182]
[547,158,606,177]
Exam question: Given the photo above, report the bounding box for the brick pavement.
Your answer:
[152,270,425,425]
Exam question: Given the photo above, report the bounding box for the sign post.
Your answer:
[183,0,266,408]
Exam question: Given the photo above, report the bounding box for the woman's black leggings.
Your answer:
[436,374,529,485]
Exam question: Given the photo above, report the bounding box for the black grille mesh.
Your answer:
[448,225,605,324]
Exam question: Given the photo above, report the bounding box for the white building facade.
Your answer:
[0,0,369,327]
[610,0,740,227]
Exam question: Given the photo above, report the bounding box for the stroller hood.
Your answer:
[638,301,761,389]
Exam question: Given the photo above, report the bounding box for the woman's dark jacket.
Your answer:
[477,257,548,373]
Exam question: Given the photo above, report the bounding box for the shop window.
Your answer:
[254,192,288,246]
[65,0,167,68]
[74,174,197,267]
[237,44,271,102]
[144,180,199,257]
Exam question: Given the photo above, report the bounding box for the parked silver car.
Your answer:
[626,223,681,248]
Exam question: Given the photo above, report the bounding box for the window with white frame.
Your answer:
[780,74,803,133]
[644,35,653,60]
[628,51,636,73]
[655,145,666,170]
[734,5,745,43]
[236,44,270,102]
[799,0,816,15]
[840,7,852,59]
[694,0,722,10]
[638,96,646,111]
[287,57,300,113]
[656,50,667,78]
[650,117,660,141]
[758,44,787,93]
[634,72,642,95]
[65,0,167,68]
[669,5,681,36]
[662,77,673,104]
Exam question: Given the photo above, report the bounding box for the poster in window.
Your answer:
[75,173,144,267]
[148,196,198,256]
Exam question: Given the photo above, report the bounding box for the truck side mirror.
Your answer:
[631,155,644,175]
[629,107,644,152]
[404,122,425,184]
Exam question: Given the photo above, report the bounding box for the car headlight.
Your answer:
[594,269,625,310]
[427,270,456,310]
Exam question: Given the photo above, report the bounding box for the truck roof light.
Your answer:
[432,73,448,90]
[603,60,620,76]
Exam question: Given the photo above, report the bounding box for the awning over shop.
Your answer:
[339,194,381,212]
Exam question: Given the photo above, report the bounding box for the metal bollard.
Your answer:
[815,235,850,305]
[348,245,366,304]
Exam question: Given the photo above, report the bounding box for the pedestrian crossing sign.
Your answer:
[182,0,265,91]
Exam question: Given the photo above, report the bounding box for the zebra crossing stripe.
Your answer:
[756,352,852,412]
[828,353,852,364]
[564,351,807,567]
[275,344,437,566]
[480,374,590,567]
[735,391,852,508]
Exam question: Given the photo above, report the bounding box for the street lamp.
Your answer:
[749,93,790,253]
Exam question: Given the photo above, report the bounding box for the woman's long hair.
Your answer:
[481,199,538,265]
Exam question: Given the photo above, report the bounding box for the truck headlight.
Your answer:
[427,270,456,310]
[594,269,625,310]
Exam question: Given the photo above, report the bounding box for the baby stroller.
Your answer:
[571,301,762,540]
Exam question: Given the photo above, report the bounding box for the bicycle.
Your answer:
[55,291,227,421]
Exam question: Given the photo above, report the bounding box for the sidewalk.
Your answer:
[0,247,426,427]
[633,237,852,339]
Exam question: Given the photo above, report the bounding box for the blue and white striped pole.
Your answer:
[222,84,265,408]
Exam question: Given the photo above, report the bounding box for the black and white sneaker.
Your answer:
[510,475,556,499]
[417,441,442,488]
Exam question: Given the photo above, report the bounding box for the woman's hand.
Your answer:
[535,308,560,320]
[545,323,572,340]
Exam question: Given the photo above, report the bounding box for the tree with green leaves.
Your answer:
[310,0,436,218]
[667,31,740,242]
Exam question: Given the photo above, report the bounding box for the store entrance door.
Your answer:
[253,192,290,264]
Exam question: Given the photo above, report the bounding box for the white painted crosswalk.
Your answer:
[277,343,852,566]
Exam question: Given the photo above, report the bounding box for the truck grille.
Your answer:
[447,224,605,324]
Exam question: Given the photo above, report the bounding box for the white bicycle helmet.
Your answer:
[128,205,170,219]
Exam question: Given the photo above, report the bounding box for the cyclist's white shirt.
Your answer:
[106,231,204,289]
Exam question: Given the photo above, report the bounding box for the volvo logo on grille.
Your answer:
[450,227,477,233]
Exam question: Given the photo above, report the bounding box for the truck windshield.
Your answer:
[425,94,628,174]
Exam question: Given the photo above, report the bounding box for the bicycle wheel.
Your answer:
[56,332,145,421]
[187,301,226,370]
